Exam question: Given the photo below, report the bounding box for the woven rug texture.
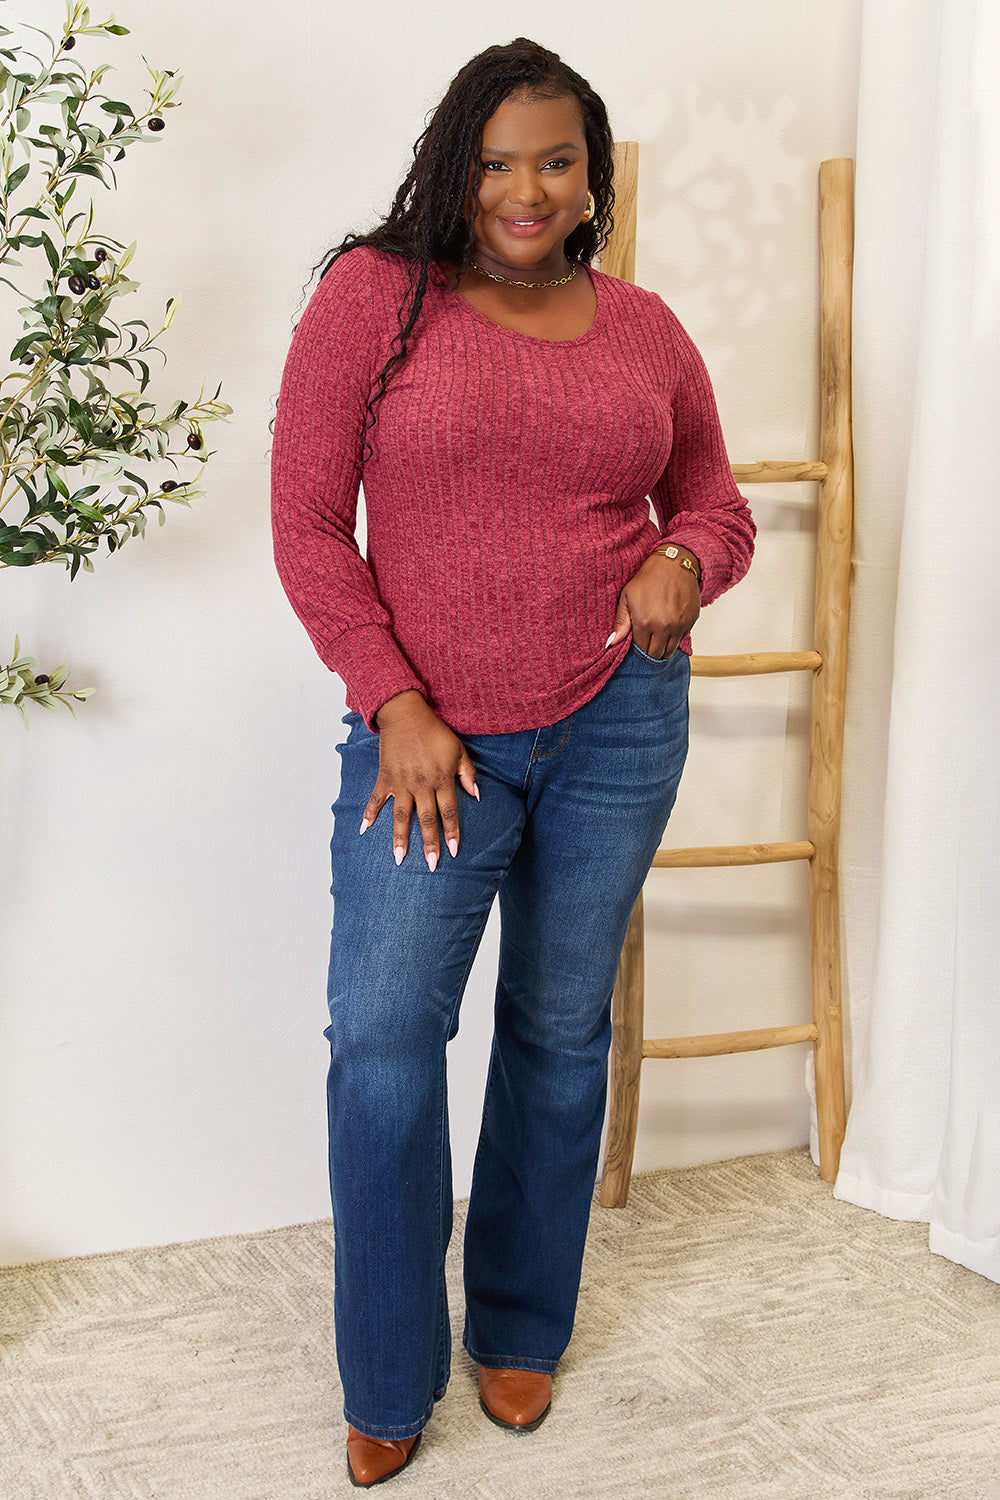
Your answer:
[2,1148,999,1499]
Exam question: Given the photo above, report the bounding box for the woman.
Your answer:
[272,38,754,1488]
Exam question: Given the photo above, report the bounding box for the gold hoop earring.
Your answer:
[582,191,595,223]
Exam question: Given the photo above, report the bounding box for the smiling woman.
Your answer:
[458,93,599,339]
[271,36,755,1488]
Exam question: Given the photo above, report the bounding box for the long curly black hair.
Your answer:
[320,38,615,454]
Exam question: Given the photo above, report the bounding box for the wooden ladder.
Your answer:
[599,148,854,1206]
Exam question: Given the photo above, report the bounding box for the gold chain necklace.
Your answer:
[470,261,579,290]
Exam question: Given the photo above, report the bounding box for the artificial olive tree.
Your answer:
[0,2,230,723]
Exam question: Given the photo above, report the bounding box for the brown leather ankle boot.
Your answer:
[346,1426,421,1487]
[478,1366,553,1432]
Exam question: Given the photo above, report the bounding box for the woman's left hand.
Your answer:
[605,547,701,660]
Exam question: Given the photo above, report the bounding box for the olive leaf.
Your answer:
[1,2,232,720]
[0,634,95,726]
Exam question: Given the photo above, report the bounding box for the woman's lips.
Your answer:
[498,215,552,237]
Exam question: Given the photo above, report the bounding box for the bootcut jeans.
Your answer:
[326,643,690,1440]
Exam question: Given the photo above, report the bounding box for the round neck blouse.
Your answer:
[451,264,604,344]
[272,246,754,733]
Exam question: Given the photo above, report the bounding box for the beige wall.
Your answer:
[0,0,862,1262]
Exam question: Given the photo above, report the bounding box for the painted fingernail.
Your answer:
[604,633,616,649]
[359,817,371,835]
[472,784,480,802]
[394,846,404,866]
[426,850,438,872]
[447,837,459,858]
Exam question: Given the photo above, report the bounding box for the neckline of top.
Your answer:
[430,261,606,346]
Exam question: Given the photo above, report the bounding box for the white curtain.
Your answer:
[834,0,1000,1282]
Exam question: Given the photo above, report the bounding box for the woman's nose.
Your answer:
[507,170,545,207]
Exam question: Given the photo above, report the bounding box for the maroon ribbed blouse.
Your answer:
[271,247,754,733]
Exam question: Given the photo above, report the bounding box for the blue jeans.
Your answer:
[326,645,690,1440]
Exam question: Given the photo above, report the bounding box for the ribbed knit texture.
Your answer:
[271,248,755,732]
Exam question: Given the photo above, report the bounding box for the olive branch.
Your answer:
[1,2,232,720]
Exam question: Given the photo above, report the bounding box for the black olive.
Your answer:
[94,248,108,262]
[186,432,203,450]
[62,36,75,50]
[161,480,179,492]
[148,117,165,132]
[36,674,50,685]
[86,275,100,290]
[68,274,86,294]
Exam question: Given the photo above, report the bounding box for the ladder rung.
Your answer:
[651,840,815,868]
[692,651,822,677]
[730,461,827,483]
[643,1024,819,1059]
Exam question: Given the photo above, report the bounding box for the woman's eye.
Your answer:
[481,160,508,173]
[543,158,570,170]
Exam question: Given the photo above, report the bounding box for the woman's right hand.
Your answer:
[362,690,479,869]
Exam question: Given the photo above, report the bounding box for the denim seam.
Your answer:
[520,725,545,794]
[433,1054,449,1402]
[433,934,485,1400]
[343,1401,433,1442]
[462,1341,559,1374]
[465,1035,501,1225]
[462,1012,504,1357]
[528,721,571,763]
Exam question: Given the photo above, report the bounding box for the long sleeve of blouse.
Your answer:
[647,311,757,603]
[271,253,425,724]
[271,247,755,734]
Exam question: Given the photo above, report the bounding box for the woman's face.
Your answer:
[469,90,590,280]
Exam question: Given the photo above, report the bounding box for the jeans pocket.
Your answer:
[628,641,675,666]
[336,711,373,772]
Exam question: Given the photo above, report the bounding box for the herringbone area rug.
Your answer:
[2,1149,999,1499]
